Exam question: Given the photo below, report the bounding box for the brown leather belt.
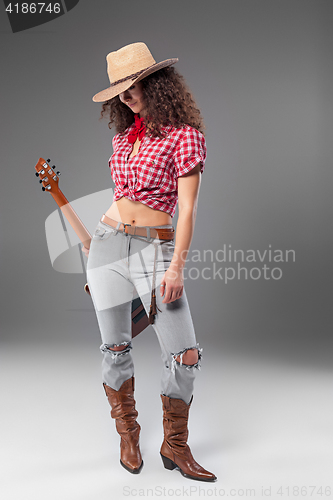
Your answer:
[100,214,175,241]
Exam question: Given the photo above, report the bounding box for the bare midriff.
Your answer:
[104,197,172,227]
[104,138,172,227]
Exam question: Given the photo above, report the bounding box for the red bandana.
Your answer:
[128,114,146,144]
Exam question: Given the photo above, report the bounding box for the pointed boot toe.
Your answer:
[103,377,143,474]
[160,394,217,482]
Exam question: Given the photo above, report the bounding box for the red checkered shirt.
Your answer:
[109,123,206,217]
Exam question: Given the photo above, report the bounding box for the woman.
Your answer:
[84,42,216,482]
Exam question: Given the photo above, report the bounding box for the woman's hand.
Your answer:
[160,265,184,303]
[82,245,90,258]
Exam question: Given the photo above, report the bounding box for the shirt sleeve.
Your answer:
[173,127,207,177]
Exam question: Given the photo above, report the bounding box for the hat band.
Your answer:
[109,64,155,87]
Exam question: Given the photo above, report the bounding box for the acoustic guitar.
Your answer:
[34,157,148,338]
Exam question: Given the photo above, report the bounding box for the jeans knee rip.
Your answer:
[100,342,132,359]
[170,343,203,374]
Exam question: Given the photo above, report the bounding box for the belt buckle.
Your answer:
[122,222,131,234]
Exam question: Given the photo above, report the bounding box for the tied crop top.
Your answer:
[109,122,207,218]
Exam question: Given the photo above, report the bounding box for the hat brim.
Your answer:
[92,58,179,102]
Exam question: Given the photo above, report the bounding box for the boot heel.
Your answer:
[160,453,176,470]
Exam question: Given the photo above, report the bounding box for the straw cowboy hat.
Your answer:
[92,42,178,102]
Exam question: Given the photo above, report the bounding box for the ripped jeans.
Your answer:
[86,219,202,405]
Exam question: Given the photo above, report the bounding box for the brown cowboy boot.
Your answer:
[160,394,217,482]
[103,377,143,474]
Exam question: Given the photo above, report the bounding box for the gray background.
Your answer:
[1,1,332,499]
[0,0,332,356]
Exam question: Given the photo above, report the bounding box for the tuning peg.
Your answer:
[52,165,56,169]
[39,179,43,184]
[35,171,40,177]
[41,186,46,191]
[56,171,61,176]
[47,158,51,163]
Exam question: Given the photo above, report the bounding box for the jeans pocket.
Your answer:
[92,223,115,241]
[160,239,175,261]
[161,238,175,248]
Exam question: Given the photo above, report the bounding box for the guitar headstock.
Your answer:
[35,157,61,194]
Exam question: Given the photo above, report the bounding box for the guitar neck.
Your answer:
[51,189,92,249]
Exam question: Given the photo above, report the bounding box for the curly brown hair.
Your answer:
[100,67,205,138]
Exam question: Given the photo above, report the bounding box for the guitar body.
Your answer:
[35,157,149,338]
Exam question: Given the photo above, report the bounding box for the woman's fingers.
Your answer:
[160,269,184,303]
[160,278,166,296]
[82,246,89,257]
[162,284,183,304]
